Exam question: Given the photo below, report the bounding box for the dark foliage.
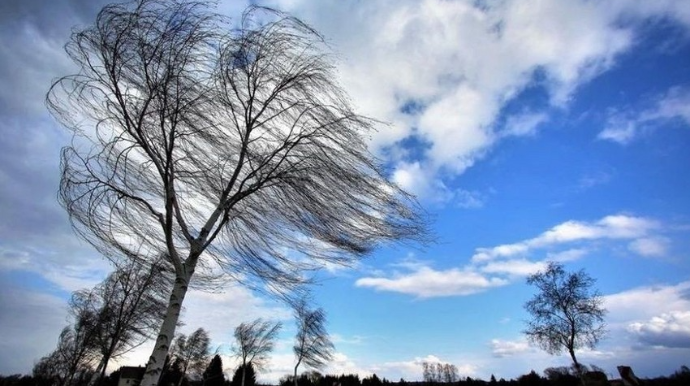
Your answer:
[231,364,255,386]
[203,355,225,386]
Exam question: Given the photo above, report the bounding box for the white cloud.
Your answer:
[266,0,657,199]
[490,339,532,358]
[358,214,671,299]
[391,161,488,207]
[546,248,589,263]
[628,311,690,348]
[628,237,670,258]
[355,266,507,298]
[372,355,477,381]
[472,214,661,262]
[480,259,546,277]
[501,112,549,137]
[604,281,690,349]
[599,87,690,144]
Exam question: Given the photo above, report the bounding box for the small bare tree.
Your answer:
[292,301,333,386]
[34,309,100,386]
[233,319,282,386]
[524,262,607,380]
[47,1,426,385]
[81,258,171,385]
[171,328,211,386]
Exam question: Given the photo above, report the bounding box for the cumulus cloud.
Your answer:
[599,87,690,144]
[357,214,669,298]
[605,281,690,349]
[628,311,690,348]
[372,355,477,381]
[356,266,508,298]
[472,214,661,262]
[263,0,670,200]
[490,339,532,358]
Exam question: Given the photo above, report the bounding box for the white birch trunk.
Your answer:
[140,273,190,386]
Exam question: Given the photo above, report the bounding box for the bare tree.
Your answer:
[524,262,607,380]
[48,0,426,385]
[292,301,333,386]
[81,259,171,385]
[171,328,211,386]
[233,319,281,386]
[34,314,100,386]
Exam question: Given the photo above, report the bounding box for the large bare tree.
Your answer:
[524,262,607,380]
[233,319,281,386]
[47,1,426,385]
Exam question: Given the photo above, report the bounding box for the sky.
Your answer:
[1,0,690,383]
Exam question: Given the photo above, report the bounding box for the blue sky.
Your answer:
[1,0,690,383]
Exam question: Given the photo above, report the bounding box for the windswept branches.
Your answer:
[171,328,211,386]
[81,258,171,385]
[48,1,427,385]
[292,300,333,386]
[233,319,282,381]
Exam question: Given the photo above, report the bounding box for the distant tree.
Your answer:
[172,328,211,386]
[78,259,170,385]
[422,362,457,383]
[159,356,186,386]
[524,262,607,379]
[442,364,458,383]
[231,364,256,386]
[202,355,226,386]
[233,319,281,386]
[292,301,334,386]
[490,374,497,384]
[543,367,578,386]
[47,1,427,385]
[362,374,382,386]
[34,299,101,386]
[517,371,547,386]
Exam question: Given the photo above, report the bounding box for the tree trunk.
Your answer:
[569,347,585,385]
[293,361,300,386]
[140,274,190,386]
[87,359,106,386]
[241,363,246,386]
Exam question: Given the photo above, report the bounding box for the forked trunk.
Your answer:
[140,274,190,386]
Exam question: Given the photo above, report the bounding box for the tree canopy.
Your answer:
[47,1,427,385]
[524,262,607,377]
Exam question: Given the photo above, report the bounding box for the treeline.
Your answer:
[2,363,690,386]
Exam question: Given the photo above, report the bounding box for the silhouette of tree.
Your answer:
[542,367,578,386]
[233,319,281,386]
[231,364,255,386]
[33,319,99,386]
[47,1,427,384]
[76,259,170,385]
[159,356,186,386]
[171,328,211,386]
[517,371,547,386]
[202,355,226,386]
[362,374,382,386]
[292,301,333,386]
[524,262,606,379]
